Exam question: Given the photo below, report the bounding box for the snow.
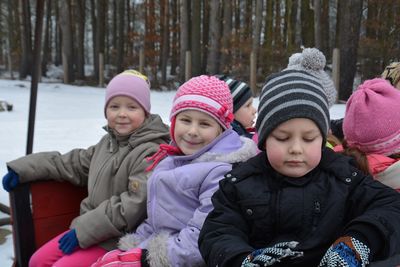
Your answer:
[0,78,345,266]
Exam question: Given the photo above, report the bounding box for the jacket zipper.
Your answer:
[312,200,321,232]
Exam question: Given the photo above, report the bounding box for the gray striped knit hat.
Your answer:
[217,75,253,113]
[256,70,330,150]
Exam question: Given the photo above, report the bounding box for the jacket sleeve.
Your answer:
[72,156,151,249]
[198,175,254,267]
[344,170,400,260]
[145,165,232,267]
[7,144,96,186]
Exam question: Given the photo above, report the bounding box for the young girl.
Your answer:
[341,78,400,191]
[217,75,257,139]
[91,75,258,267]
[2,70,170,267]
[199,70,400,267]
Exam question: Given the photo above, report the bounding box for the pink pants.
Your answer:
[29,231,108,267]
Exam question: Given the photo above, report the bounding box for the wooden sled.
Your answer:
[9,180,87,267]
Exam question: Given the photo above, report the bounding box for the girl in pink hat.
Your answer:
[91,75,258,267]
[2,70,170,267]
[341,78,400,191]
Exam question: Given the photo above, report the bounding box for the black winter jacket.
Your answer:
[199,148,400,267]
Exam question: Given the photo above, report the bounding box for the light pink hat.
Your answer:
[104,70,151,117]
[170,75,234,130]
[343,78,400,156]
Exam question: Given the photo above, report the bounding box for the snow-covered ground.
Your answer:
[0,78,345,266]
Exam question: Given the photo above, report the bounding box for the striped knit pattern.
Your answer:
[217,75,253,113]
[256,70,329,150]
[170,75,234,129]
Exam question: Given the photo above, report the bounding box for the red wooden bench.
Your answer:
[9,181,87,267]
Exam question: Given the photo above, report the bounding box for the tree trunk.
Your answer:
[90,0,98,79]
[301,0,314,47]
[116,0,125,73]
[55,0,62,66]
[207,0,221,74]
[41,0,51,77]
[336,0,363,100]
[59,0,75,83]
[75,0,86,79]
[191,0,201,76]
[201,0,209,74]
[170,0,178,75]
[161,0,169,84]
[320,0,330,57]
[96,0,106,81]
[313,0,321,49]
[220,1,232,72]
[19,0,32,78]
[179,0,189,81]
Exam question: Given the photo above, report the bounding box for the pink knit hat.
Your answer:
[170,75,234,130]
[343,78,400,156]
[104,70,151,117]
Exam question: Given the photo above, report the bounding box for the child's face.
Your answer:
[265,118,323,178]
[106,96,146,136]
[234,98,257,128]
[174,110,223,155]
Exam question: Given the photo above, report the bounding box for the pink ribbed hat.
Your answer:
[104,70,151,117]
[170,75,234,129]
[343,78,400,156]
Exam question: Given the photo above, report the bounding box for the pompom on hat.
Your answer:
[104,70,151,117]
[256,70,330,151]
[286,47,337,108]
[343,78,400,156]
[170,75,234,130]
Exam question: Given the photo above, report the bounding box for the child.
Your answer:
[198,70,400,267]
[381,62,400,89]
[2,70,170,267]
[217,75,257,138]
[91,75,258,267]
[341,78,400,191]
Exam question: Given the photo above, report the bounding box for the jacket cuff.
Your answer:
[345,223,385,257]
[141,249,150,267]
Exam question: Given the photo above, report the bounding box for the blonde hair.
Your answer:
[381,62,400,87]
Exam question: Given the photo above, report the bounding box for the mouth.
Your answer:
[183,139,201,146]
[285,160,304,166]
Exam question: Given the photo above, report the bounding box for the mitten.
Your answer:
[2,169,20,192]
[241,241,304,267]
[319,236,370,267]
[58,229,79,254]
[91,248,146,267]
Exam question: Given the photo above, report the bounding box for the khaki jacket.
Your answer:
[7,114,170,250]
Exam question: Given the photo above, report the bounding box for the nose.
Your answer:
[117,109,127,117]
[289,139,302,154]
[187,124,198,136]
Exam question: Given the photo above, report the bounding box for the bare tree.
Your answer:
[207,0,221,74]
[116,0,125,73]
[191,0,201,76]
[220,1,232,72]
[170,0,179,75]
[160,0,169,84]
[75,0,86,79]
[179,0,189,81]
[336,0,363,100]
[19,0,32,78]
[59,0,75,83]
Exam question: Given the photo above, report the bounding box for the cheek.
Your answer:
[265,142,284,165]
[306,145,322,166]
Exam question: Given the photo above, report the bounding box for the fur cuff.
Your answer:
[146,232,171,267]
[118,233,141,251]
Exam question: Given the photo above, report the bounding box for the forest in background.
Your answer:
[1,0,399,100]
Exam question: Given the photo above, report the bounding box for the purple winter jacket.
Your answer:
[118,129,258,267]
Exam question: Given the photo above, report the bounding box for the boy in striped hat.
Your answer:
[217,75,257,138]
[199,69,400,267]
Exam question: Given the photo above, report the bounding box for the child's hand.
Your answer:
[319,236,370,267]
[2,169,19,192]
[241,241,303,267]
[58,229,79,254]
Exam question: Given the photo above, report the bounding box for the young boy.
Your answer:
[199,70,400,267]
[217,75,256,138]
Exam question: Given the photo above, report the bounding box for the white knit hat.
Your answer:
[285,48,337,108]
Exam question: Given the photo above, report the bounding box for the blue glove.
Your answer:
[241,241,304,267]
[2,169,20,192]
[319,236,370,267]
[58,229,79,254]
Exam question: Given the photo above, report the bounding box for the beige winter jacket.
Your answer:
[7,114,170,250]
